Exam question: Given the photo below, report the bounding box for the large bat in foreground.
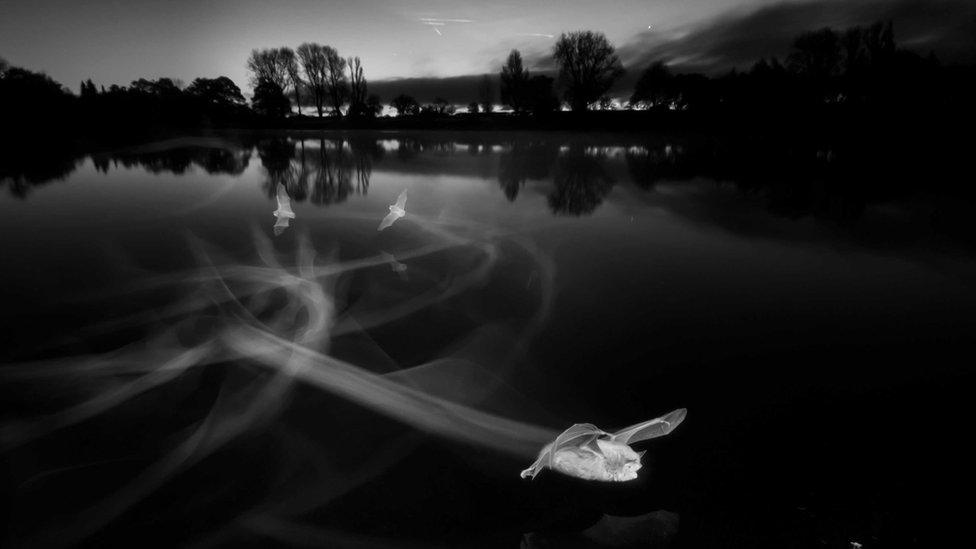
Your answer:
[520,408,686,482]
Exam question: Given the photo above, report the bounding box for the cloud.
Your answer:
[616,0,976,75]
[372,0,975,102]
[370,74,493,104]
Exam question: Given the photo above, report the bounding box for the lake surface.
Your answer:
[2,131,975,547]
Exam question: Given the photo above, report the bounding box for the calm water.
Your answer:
[2,132,975,548]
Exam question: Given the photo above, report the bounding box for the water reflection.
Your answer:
[2,132,974,250]
[548,143,615,216]
[497,141,557,201]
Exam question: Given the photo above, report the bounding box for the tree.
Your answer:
[347,57,369,118]
[281,47,303,115]
[325,49,348,116]
[391,94,420,116]
[247,48,291,91]
[0,56,8,75]
[0,66,73,125]
[251,78,290,118]
[80,79,98,99]
[297,42,330,117]
[478,74,494,113]
[787,28,841,80]
[468,102,479,114]
[630,61,674,108]
[186,77,245,106]
[130,77,183,97]
[366,94,383,117]
[552,31,624,111]
[422,97,454,115]
[500,49,530,113]
[525,75,559,115]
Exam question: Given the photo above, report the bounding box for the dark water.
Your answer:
[2,132,975,548]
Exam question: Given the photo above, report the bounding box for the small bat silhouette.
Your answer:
[521,408,686,482]
[378,190,407,231]
[273,184,296,236]
[380,251,408,280]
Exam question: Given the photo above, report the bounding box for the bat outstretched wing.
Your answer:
[609,408,686,445]
[394,189,408,210]
[377,212,402,231]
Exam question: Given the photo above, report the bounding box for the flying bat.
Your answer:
[273,184,296,236]
[380,251,408,279]
[520,408,686,482]
[377,189,407,231]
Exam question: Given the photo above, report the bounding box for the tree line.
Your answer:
[2,20,973,138]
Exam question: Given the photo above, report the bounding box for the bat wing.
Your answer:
[394,189,408,210]
[521,423,607,480]
[276,184,291,206]
[609,408,686,445]
[273,216,291,236]
[377,211,402,231]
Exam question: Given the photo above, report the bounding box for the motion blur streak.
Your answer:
[1,211,558,547]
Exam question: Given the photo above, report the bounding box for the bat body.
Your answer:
[380,251,408,279]
[273,184,296,235]
[520,408,686,482]
[378,190,408,231]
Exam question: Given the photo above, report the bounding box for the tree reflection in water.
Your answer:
[548,144,614,216]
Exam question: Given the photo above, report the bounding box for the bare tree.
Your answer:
[500,49,529,113]
[281,47,303,115]
[297,43,330,117]
[325,49,348,116]
[478,74,494,113]
[347,56,368,117]
[552,31,624,111]
[246,48,290,92]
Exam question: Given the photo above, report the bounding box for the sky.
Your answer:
[1,0,973,98]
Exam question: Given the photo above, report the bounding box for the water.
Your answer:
[1,131,975,547]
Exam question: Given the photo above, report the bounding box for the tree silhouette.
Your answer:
[525,75,559,115]
[366,94,383,117]
[296,43,332,117]
[325,50,348,116]
[468,102,479,114]
[247,48,291,92]
[630,61,674,109]
[423,97,454,115]
[80,79,98,99]
[552,31,624,112]
[478,74,494,113]
[500,49,529,113]
[130,77,183,97]
[788,28,841,81]
[186,77,245,106]
[252,78,290,118]
[281,47,303,115]
[346,57,369,118]
[391,94,420,116]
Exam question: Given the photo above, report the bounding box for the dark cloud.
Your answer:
[370,71,556,105]
[617,0,976,75]
[366,0,976,102]
[369,74,486,104]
